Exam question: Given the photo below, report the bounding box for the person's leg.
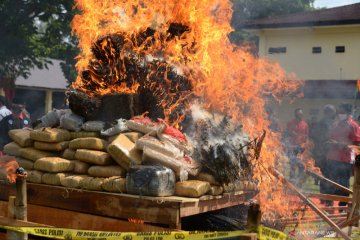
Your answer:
[319,157,329,204]
[289,150,297,179]
[296,157,306,187]
[335,162,352,207]
[323,160,339,206]
[314,156,321,185]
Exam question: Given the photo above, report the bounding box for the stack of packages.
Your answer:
[3,110,245,198]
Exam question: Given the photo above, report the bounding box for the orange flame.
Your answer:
[72,0,301,218]
[0,156,21,183]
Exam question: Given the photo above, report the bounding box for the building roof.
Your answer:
[16,59,68,91]
[242,3,360,29]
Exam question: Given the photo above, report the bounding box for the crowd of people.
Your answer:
[280,103,360,207]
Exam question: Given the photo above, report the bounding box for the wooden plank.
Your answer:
[0,216,51,228]
[6,196,17,240]
[306,170,353,195]
[15,179,27,240]
[238,233,259,240]
[180,192,248,217]
[0,183,180,227]
[0,201,168,232]
[117,193,199,203]
[304,192,352,203]
[271,170,350,240]
[0,182,251,230]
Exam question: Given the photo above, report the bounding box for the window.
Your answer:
[268,47,287,54]
[312,47,321,54]
[335,46,345,53]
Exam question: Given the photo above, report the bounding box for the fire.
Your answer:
[72,0,301,218]
[0,156,21,183]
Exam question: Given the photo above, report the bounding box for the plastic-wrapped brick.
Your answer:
[30,128,71,143]
[75,149,114,165]
[175,180,210,198]
[34,157,74,173]
[126,165,175,197]
[9,129,33,147]
[88,165,126,178]
[107,134,142,170]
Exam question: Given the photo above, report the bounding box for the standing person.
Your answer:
[11,99,31,129]
[326,103,360,207]
[0,96,11,122]
[286,108,309,180]
[0,96,12,154]
[310,105,336,203]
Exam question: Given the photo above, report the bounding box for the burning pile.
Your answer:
[66,0,302,217]
[2,109,257,197]
[4,0,301,217]
[68,24,193,122]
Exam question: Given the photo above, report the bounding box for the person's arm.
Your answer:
[350,124,360,145]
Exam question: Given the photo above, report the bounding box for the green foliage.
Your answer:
[230,0,315,45]
[0,0,78,85]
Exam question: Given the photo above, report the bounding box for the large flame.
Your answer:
[72,0,301,218]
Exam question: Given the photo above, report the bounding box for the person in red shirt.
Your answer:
[326,103,360,206]
[286,108,309,181]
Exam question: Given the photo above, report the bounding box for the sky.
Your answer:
[315,0,360,8]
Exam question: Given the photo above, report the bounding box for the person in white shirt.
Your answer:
[0,96,12,122]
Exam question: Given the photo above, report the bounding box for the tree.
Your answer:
[230,0,315,45]
[0,0,78,88]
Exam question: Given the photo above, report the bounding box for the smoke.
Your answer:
[184,102,252,184]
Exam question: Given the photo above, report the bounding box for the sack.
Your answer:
[88,165,126,178]
[75,149,114,165]
[126,165,175,197]
[70,131,100,139]
[19,147,55,161]
[42,173,68,185]
[157,131,193,156]
[62,149,76,160]
[38,109,68,128]
[135,135,183,158]
[142,147,188,181]
[8,129,33,147]
[59,112,84,132]
[82,121,105,132]
[34,157,75,172]
[34,141,69,151]
[30,128,71,143]
[126,117,159,135]
[27,170,43,183]
[175,180,210,198]
[60,175,90,188]
[101,119,129,137]
[80,177,104,191]
[69,137,108,151]
[107,134,142,170]
[194,172,220,186]
[102,177,126,193]
[209,185,223,196]
[3,142,21,157]
[16,157,34,170]
[73,160,90,174]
